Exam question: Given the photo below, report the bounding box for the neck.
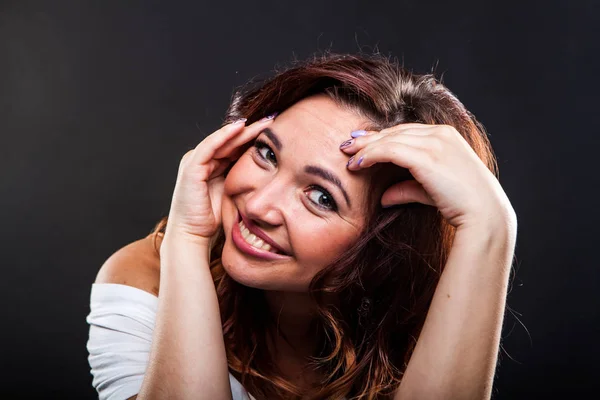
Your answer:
[262,290,323,389]
[263,290,319,355]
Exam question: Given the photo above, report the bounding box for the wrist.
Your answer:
[458,205,517,238]
[454,213,517,271]
[160,231,212,259]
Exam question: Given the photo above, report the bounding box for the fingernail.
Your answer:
[340,139,354,149]
[357,156,364,166]
[232,118,247,125]
[261,112,279,121]
[351,130,367,138]
[347,156,355,167]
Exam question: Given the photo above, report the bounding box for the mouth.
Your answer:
[231,211,291,260]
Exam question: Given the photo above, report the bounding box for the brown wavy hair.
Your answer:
[149,52,499,399]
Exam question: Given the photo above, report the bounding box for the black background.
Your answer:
[1,0,598,398]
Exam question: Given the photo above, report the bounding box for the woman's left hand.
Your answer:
[341,123,515,230]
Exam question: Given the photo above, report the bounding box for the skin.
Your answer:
[96,90,517,398]
[219,94,378,382]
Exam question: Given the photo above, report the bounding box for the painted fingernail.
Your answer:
[351,130,367,138]
[261,112,279,121]
[340,139,354,149]
[347,156,355,167]
[357,156,364,166]
[232,118,247,125]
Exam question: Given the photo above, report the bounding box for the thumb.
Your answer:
[381,180,435,208]
[208,178,225,218]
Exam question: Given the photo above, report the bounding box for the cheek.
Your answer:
[223,153,254,197]
[294,223,358,267]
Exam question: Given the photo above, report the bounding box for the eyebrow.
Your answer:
[261,127,352,208]
[262,127,283,151]
[305,165,352,208]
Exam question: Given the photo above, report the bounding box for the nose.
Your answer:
[243,176,287,228]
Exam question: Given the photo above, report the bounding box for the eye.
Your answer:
[253,139,277,165]
[253,138,338,213]
[306,186,338,212]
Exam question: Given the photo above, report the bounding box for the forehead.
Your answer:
[265,94,375,215]
[275,94,368,146]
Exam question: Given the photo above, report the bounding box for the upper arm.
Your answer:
[88,233,164,400]
[95,233,164,297]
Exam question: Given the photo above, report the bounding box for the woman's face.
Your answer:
[221,94,375,292]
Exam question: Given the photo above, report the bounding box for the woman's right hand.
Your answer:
[163,114,277,250]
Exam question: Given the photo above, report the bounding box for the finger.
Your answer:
[341,130,432,156]
[226,145,248,162]
[381,180,435,207]
[346,140,429,171]
[348,124,432,140]
[190,115,275,166]
[208,159,232,180]
[380,123,434,134]
[180,157,222,182]
[214,115,275,159]
[190,119,248,166]
[339,130,386,154]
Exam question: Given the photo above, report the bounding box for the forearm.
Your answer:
[138,234,232,400]
[395,215,517,400]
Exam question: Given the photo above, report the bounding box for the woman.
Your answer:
[86,52,518,399]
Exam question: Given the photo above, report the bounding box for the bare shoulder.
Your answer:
[94,233,164,297]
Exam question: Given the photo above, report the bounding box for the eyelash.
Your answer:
[253,139,339,212]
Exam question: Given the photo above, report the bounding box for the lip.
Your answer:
[239,211,290,255]
[232,211,291,261]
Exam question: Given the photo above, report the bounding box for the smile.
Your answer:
[231,212,291,261]
[238,219,278,253]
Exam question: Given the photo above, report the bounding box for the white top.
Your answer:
[86,283,256,400]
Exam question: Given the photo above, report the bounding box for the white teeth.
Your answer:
[238,220,277,253]
[262,243,273,252]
